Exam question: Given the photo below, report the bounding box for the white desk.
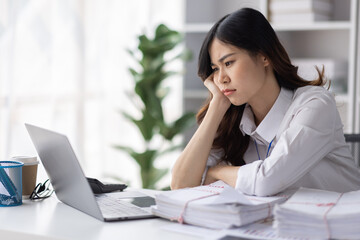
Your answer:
[0,191,201,240]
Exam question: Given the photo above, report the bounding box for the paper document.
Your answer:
[274,187,360,239]
[217,218,313,240]
[152,181,288,229]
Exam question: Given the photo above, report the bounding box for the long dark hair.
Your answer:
[197,8,325,166]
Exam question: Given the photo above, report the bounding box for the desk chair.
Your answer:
[344,134,360,166]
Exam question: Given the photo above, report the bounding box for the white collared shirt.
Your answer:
[205,86,360,196]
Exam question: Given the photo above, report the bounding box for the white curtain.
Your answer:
[0,0,185,188]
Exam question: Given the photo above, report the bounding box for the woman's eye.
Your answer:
[225,61,233,67]
[212,67,218,72]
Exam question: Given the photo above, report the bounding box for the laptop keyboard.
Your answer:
[96,195,149,218]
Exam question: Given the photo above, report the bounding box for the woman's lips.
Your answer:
[222,89,236,96]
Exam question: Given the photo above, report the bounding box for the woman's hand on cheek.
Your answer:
[204,75,231,110]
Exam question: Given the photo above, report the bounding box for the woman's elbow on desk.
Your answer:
[170,178,183,190]
[170,181,199,190]
[170,163,205,189]
[170,182,184,190]
[235,162,289,197]
[170,175,201,190]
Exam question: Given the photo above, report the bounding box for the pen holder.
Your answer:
[0,161,24,207]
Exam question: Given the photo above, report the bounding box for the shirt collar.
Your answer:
[240,87,294,144]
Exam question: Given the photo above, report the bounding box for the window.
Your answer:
[0,0,185,188]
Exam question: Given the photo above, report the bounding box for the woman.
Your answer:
[171,8,360,196]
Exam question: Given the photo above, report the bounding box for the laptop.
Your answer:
[25,123,157,222]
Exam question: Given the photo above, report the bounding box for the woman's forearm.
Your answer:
[205,165,239,187]
[171,101,228,189]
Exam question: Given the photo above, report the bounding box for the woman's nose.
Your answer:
[217,69,230,84]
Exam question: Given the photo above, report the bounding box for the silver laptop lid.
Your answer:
[25,123,104,221]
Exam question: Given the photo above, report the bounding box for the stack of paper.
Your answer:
[274,187,360,239]
[269,0,333,24]
[151,181,287,229]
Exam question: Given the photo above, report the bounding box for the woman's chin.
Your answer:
[230,99,246,106]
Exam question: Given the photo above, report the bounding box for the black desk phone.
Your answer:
[87,177,127,194]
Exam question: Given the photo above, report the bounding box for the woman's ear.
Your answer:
[260,54,270,67]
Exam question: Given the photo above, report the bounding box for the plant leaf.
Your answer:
[159,112,196,140]
[122,111,156,141]
[115,23,194,189]
[135,81,164,121]
[113,145,157,169]
[157,144,183,157]
[141,167,168,189]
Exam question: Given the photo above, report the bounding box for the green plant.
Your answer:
[114,24,194,189]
